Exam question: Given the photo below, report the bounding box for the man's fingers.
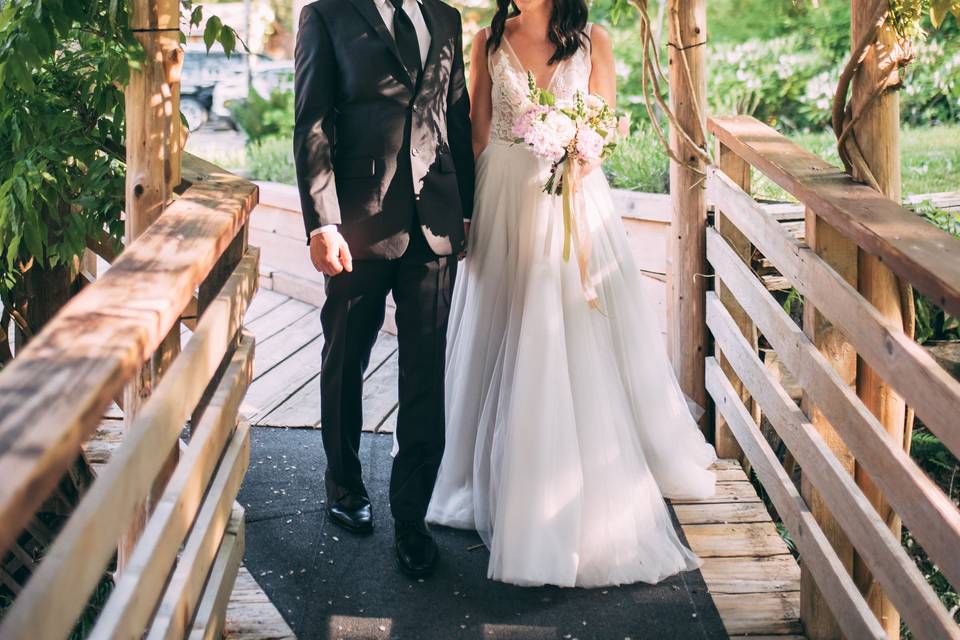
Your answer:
[339,241,353,273]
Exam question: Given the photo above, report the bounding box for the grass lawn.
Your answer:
[751,123,960,201]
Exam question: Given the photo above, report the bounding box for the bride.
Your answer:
[426,0,717,587]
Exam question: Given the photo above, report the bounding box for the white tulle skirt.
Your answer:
[426,141,717,588]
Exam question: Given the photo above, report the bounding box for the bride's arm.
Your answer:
[588,25,616,108]
[469,30,493,159]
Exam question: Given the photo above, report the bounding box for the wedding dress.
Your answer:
[425,25,717,588]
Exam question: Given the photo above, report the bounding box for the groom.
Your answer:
[293,0,473,577]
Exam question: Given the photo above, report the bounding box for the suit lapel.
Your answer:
[416,0,443,99]
[348,0,415,90]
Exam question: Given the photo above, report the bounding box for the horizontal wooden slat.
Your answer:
[0,160,258,558]
[669,481,760,504]
[699,555,800,594]
[91,336,255,638]
[707,167,960,460]
[707,294,960,639]
[708,114,960,317]
[673,501,772,525]
[0,250,259,640]
[711,592,803,636]
[706,356,886,639]
[684,523,792,558]
[146,422,251,640]
[189,506,246,640]
[707,227,960,593]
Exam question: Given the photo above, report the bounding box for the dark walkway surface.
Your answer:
[238,429,728,640]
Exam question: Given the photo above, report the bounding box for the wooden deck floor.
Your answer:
[84,284,805,639]
[238,288,399,433]
[240,288,805,639]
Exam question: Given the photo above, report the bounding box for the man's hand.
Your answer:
[310,230,353,275]
[458,220,471,260]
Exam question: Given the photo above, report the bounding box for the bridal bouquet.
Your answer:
[512,72,629,308]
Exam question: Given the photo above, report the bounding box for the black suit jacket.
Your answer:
[293,0,475,259]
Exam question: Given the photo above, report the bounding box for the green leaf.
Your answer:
[203,15,222,52]
[931,0,950,28]
[191,6,203,28]
[219,25,237,57]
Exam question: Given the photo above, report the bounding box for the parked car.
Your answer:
[181,43,292,130]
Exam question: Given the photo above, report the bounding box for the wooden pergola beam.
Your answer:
[667,0,709,432]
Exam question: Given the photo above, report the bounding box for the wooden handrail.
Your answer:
[705,115,960,639]
[708,115,960,317]
[0,154,257,558]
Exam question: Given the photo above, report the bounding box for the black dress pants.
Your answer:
[319,224,457,522]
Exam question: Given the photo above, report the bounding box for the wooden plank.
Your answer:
[706,357,886,639]
[800,205,858,639]
[146,422,251,640]
[188,507,246,640]
[244,338,323,422]
[707,168,960,461]
[224,566,296,640]
[0,251,258,640]
[244,298,313,345]
[244,289,289,325]
[683,522,792,558]
[699,555,800,594]
[708,114,960,318]
[254,332,397,428]
[711,592,803,636]
[673,501,771,525]
[669,481,760,505]
[252,309,322,380]
[707,293,960,638]
[707,228,960,594]
[0,159,257,558]
[91,337,254,638]
[714,140,758,462]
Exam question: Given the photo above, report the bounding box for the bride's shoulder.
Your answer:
[586,23,613,59]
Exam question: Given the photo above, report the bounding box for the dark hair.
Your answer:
[486,0,589,66]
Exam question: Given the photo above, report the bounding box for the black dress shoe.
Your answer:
[328,496,373,534]
[395,519,438,578]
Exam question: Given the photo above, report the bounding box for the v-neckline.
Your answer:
[501,34,563,93]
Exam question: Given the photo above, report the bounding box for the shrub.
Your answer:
[604,122,669,193]
[246,135,296,184]
[228,86,294,144]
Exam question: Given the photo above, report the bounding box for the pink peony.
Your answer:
[524,110,576,161]
[512,104,547,139]
[575,126,605,161]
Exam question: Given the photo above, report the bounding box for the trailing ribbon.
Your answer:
[561,159,601,310]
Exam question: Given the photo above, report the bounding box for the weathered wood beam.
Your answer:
[667,0,709,431]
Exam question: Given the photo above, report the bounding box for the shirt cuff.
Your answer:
[310,224,338,238]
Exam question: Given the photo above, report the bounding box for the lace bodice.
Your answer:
[488,25,594,143]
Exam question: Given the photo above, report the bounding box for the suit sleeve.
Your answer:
[446,15,475,220]
[293,5,341,241]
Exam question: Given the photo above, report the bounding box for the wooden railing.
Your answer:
[705,115,960,639]
[0,154,259,639]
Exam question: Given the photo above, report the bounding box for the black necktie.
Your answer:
[388,0,421,85]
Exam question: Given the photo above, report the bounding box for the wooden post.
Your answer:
[713,142,758,461]
[850,1,908,635]
[800,210,859,639]
[122,0,184,571]
[667,0,709,432]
